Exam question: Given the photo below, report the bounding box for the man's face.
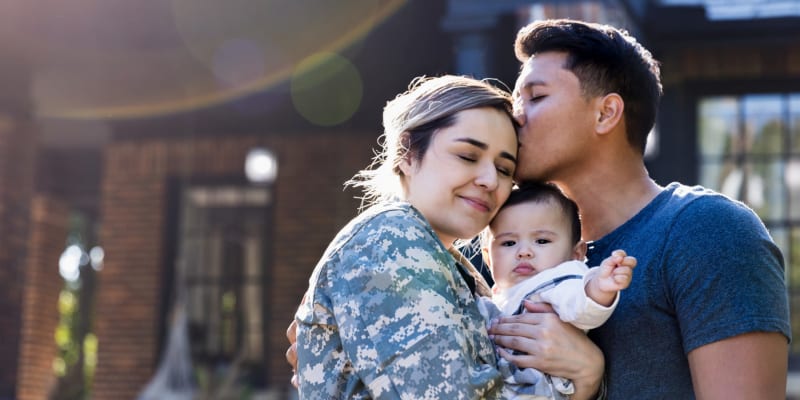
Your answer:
[512,51,598,182]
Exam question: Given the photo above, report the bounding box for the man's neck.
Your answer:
[555,163,661,242]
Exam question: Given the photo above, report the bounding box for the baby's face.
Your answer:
[486,200,579,291]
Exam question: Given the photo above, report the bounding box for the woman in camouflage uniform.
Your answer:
[293,75,602,399]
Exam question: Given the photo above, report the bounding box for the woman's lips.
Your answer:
[460,196,491,212]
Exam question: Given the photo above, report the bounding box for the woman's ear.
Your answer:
[397,131,415,176]
[398,155,414,176]
[596,93,624,135]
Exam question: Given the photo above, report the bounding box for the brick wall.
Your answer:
[17,196,69,400]
[93,132,372,399]
[661,42,800,83]
[0,115,37,399]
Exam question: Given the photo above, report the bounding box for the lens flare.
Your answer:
[291,52,362,126]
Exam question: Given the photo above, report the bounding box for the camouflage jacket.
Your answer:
[295,201,503,399]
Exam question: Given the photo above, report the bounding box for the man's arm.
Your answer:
[688,331,788,399]
[667,196,791,399]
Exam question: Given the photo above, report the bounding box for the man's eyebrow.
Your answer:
[518,80,544,92]
[455,138,517,164]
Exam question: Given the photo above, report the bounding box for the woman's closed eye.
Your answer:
[496,165,512,177]
[458,154,477,162]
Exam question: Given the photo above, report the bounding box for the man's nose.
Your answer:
[513,99,526,126]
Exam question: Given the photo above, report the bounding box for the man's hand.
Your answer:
[489,300,604,400]
[286,319,299,388]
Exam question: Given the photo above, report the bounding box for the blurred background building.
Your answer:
[0,0,799,399]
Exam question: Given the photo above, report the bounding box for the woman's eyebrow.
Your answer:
[500,151,517,164]
[455,137,487,149]
[455,137,517,164]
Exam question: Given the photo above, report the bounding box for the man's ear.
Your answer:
[573,240,588,261]
[596,93,624,135]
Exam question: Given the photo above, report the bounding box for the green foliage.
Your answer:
[53,289,79,376]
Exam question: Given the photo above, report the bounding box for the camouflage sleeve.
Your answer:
[298,208,503,399]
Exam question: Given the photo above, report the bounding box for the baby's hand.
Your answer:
[597,249,636,292]
[586,249,637,306]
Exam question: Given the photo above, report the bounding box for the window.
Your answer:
[172,183,272,394]
[698,93,800,353]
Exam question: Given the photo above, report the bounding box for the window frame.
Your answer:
[690,80,800,365]
[160,175,276,390]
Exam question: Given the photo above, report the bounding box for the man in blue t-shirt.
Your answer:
[488,19,791,399]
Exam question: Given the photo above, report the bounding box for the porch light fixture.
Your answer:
[245,147,278,184]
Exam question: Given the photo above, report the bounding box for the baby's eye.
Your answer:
[501,240,516,247]
[535,239,551,245]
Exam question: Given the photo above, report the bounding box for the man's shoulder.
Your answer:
[667,182,729,204]
[663,182,757,220]
[609,182,769,253]
[659,183,777,260]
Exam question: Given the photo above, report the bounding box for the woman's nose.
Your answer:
[474,163,498,190]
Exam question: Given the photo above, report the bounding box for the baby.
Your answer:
[478,182,636,399]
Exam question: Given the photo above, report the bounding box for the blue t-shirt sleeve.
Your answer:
[663,195,791,354]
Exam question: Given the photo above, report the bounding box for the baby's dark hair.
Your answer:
[500,181,581,244]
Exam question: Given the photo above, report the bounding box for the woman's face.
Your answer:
[400,107,518,247]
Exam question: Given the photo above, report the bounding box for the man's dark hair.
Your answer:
[515,19,662,155]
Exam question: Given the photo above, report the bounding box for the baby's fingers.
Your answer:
[613,266,634,285]
[620,256,637,269]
